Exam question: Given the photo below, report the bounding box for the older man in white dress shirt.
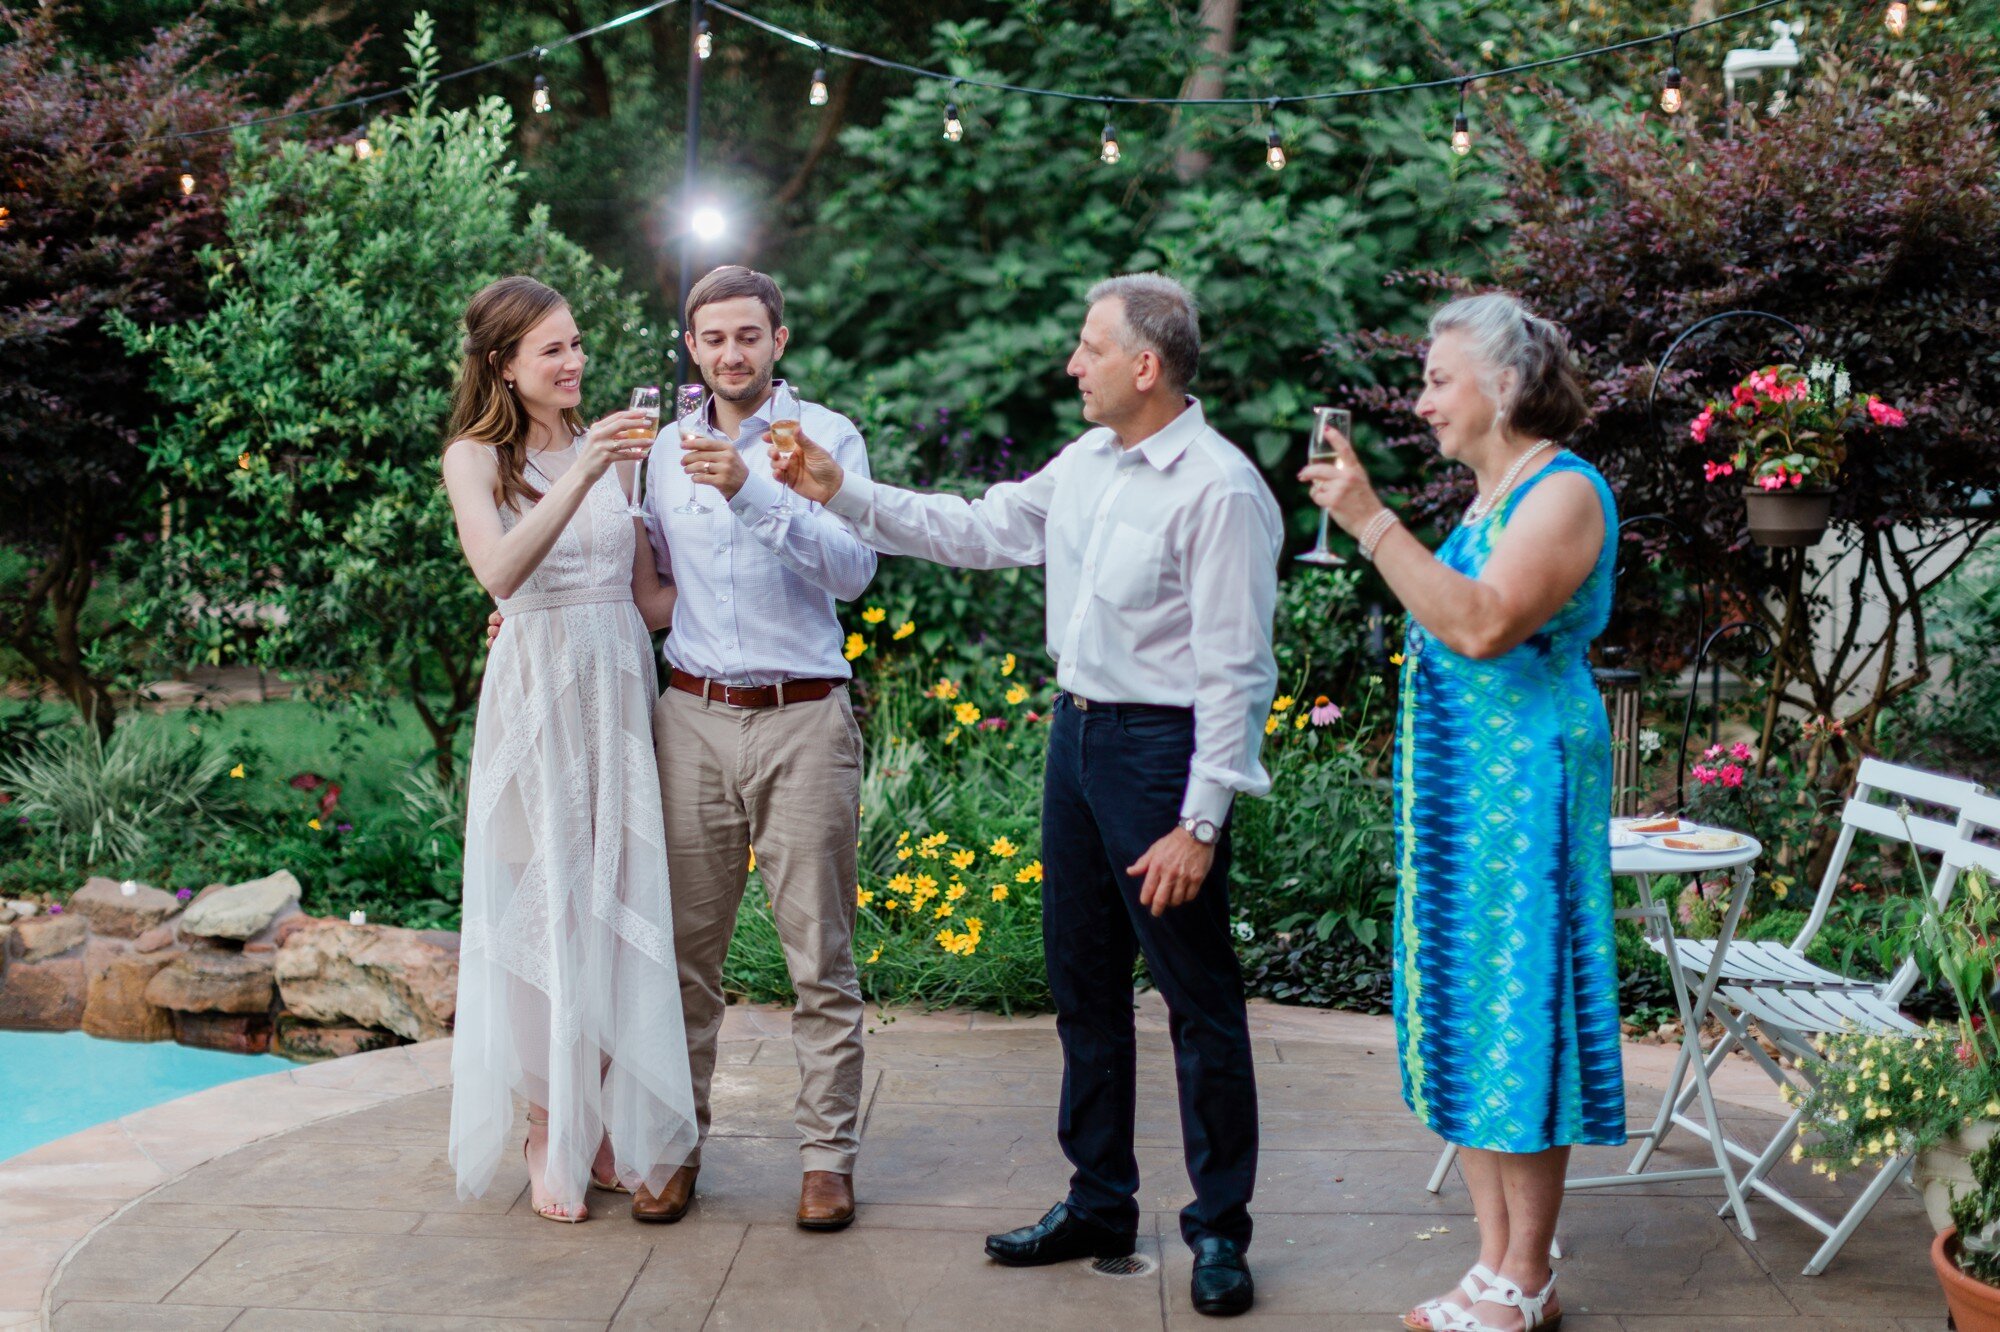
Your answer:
[775,273,1279,1317]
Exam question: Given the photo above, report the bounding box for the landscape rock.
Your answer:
[171,1010,274,1055]
[135,923,179,954]
[4,900,37,919]
[144,950,277,1015]
[275,1017,406,1062]
[275,920,457,1041]
[0,904,15,926]
[83,947,180,1042]
[69,877,182,939]
[15,913,87,963]
[179,871,302,942]
[0,955,86,1030]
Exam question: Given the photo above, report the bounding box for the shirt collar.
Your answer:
[1127,397,1205,471]
[702,379,796,434]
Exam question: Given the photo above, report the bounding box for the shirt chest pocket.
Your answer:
[1090,522,1169,610]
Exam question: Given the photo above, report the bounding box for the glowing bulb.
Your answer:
[696,21,712,59]
[0,206,10,231]
[943,102,963,142]
[1885,0,1908,34]
[1660,67,1684,114]
[354,136,374,160]
[532,74,551,114]
[691,206,726,241]
[1451,113,1471,156]
[1266,128,1287,171]
[809,68,828,106]
[178,163,196,197]
[1100,122,1120,165]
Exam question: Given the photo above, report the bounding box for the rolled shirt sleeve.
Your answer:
[1178,487,1282,827]
[726,427,878,601]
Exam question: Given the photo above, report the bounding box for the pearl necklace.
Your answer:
[1464,439,1555,523]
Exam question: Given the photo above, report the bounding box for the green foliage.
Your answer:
[111,16,665,779]
[0,724,238,869]
[1886,537,2000,788]
[1953,1138,2000,1285]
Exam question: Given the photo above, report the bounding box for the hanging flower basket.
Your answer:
[1690,361,1907,548]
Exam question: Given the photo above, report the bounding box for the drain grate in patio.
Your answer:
[1089,1253,1159,1279]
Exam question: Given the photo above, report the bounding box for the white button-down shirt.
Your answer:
[824,398,1281,826]
[643,380,876,684]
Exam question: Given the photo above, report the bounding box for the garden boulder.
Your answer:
[83,943,180,1042]
[0,955,85,1030]
[275,920,456,1041]
[14,913,86,963]
[172,1010,273,1055]
[180,871,301,942]
[71,877,182,939]
[145,950,277,1015]
[276,1016,407,1062]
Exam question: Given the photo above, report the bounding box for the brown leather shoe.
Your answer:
[632,1164,697,1224]
[797,1170,855,1231]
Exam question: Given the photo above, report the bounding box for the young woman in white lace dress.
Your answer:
[440,276,695,1222]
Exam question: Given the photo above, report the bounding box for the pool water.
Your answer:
[0,1030,294,1161]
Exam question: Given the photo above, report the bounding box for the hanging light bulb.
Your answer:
[532,73,551,114]
[1660,38,1685,114]
[0,206,10,232]
[809,68,829,106]
[696,20,713,59]
[943,101,964,142]
[1885,0,1909,34]
[177,161,196,197]
[1100,120,1121,165]
[354,136,375,160]
[1264,98,1286,170]
[1450,83,1472,156]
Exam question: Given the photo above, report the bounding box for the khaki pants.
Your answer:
[654,683,865,1174]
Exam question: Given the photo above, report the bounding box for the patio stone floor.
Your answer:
[15,997,1946,1330]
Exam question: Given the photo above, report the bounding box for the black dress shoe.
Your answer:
[1189,1236,1254,1317]
[985,1202,1136,1267]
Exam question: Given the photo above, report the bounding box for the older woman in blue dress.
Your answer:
[1300,292,1620,1332]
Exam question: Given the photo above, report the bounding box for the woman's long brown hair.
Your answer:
[444,276,585,511]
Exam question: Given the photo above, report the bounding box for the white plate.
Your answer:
[1645,830,1749,854]
[1610,828,1645,848]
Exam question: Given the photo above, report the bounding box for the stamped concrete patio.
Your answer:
[24,997,1945,1330]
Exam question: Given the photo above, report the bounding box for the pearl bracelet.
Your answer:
[1358,509,1399,562]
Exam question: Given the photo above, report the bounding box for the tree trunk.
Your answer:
[3,513,119,742]
[1173,0,1241,182]
[556,1,615,120]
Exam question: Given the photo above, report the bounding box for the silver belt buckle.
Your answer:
[1070,692,1091,711]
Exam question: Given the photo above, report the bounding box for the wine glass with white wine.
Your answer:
[768,415,802,517]
[673,382,712,516]
[624,386,660,519]
[1296,405,1350,567]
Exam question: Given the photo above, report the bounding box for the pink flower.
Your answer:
[1959,1041,1979,1070]
[1719,764,1746,788]
[1867,396,1906,427]
[1790,471,1805,488]
[1703,460,1729,483]
[1692,764,1719,785]
[978,717,1008,731]
[1689,406,1715,444]
[1730,742,1753,762]
[1703,744,1724,760]
[1758,474,1785,491]
[1310,696,1342,726]
[1732,383,1757,409]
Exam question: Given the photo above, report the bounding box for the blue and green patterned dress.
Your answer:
[1391,451,1626,1154]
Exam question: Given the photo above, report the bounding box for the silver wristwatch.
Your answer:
[1177,815,1220,845]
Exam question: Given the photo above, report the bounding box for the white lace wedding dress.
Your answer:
[450,444,695,1211]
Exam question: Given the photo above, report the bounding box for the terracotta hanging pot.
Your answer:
[1741,485,1835,547]
[1933,1228,2000,1332]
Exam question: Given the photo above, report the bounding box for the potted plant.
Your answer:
[1936,1138,2000,1332]
[1690,359,1907,547]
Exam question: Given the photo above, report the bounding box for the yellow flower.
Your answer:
[1016,860,1043,884]
[1294,712,1308,731]
[966,916,984,933]
[914,873,938,893]
[896,830,910,845]
[946,883,967,901]
[862,606,887,625]
[921,832,949,849]
[844,633,867,661]
[955,702,981,726]
[950,850,975,871]
[236,452,252,470]
[1272,695,1295,713]
[888,873,913,893]
[857,888,875,908]
[1791,1143,1805,1163]
[896,847,914,861]
[885,899,901,912]
[931,677,960,700]
[1985,1100,2000,1116]
[866,947,881,964]
[747,846,757,872]
[1773,880,1789,900]
[918,846,939,859]
[1001,653,1017,677]
[228,764,246,779]
[1390,652,1406,666]
[989,836,1018,859]
[893,620,915,640]
[308,817,322,831]
[1264,715,1280,735]
[1005,684,1029,706]
[991,884,1010,902]
[935,903,955,918]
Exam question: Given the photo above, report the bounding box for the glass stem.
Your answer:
[1313,507,1334,554]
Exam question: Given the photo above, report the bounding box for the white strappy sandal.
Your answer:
[1436,1270,1560,1332]
[1401,1262,1498,1331]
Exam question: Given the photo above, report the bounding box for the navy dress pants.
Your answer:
[1041,693,1258,1250]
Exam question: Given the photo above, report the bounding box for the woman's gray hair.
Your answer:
[1428,292,1591,440]
[1086,272,1201,391]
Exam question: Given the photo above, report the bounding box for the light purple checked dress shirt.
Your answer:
[642,380,876,684]
[823,398,1281,828]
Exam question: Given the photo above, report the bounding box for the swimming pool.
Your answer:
[0,1030,295,1161]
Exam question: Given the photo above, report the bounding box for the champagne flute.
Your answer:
[673,383,712,516]
[624,386,661,518]
[769,416,801,517]
[1296,406,1351,567]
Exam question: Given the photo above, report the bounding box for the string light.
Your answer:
[1100,118,1121,165]
[177,161,197,197]
[354,136,375,159]
[531,49,551,115]
[0,206,11,232]
[1660,36,1685,114]
[1264,98,1287,170]
[1885,1,1909,35]
[1451,83,1472,156]
[696,19,713,59]
[809,67,829,106]
[943,101,964,142]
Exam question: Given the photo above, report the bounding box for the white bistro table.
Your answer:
[1563,827,1764,1236]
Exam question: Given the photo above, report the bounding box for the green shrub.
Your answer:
[0,723,238,869]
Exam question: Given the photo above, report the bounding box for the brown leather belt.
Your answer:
[669,669,842,709]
